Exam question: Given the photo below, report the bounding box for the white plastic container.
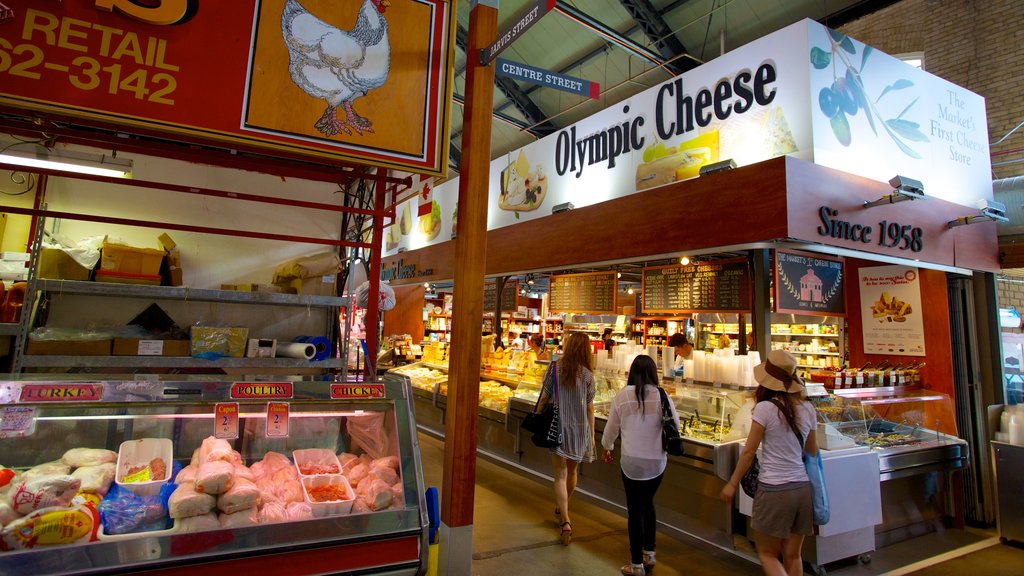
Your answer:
[293,448,343,477]
[301,474,355,517]
[1010,412,1024,447]
[116,438,173,496]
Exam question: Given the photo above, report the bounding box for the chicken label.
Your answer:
[330,384,385,399]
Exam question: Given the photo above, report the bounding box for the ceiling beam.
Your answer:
[554,2,671,72]
[616,0,694,76]
[456,24,557,138]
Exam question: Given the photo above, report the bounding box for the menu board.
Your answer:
[483,280,518,312]
[642,259,751,314]
[774,249,845,316]
[549,272,617,314]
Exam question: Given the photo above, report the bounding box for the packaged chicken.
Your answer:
[72,463,116,496]
[219,507,258,529]
[1,500,100,550]
[233,463,255,483]
[391,481,404,505]
[372,455,400,472]
[347,463,369,488]
[261,451,293,474]
[359,478,393,511]
[198,436,234,465]
[177,512,220,533]
[21,461,71,482]
[351,498,371,514]
[217,478,260,514]
[368,464,398,486]
[279,478,304,504]
[250,460,267,480]
[286,501,314,521]
[195,460,234,495]
[338,452,359,473]
[176,464,197,485]
[257,501,288,524]
[9,475,81,515]
[0,499,19,527]
[168,482,215,519]
[191,448,201,467]
[63,448,117,469]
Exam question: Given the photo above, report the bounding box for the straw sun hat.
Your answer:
[753,350,805,393]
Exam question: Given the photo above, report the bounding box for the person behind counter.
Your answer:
[601,327,616,354]
[528,334,550,361]
[537,331,596,546]
[667,333,693,374]
[720,350,818,576]
[508,331,527,351]
[602,355,680,576]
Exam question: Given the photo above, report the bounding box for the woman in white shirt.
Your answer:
[602,355,680,576]
[720,350,818,576]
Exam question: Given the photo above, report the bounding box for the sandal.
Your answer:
[620,563,645,575]
[559,521,572,546]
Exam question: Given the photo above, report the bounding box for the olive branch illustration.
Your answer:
[777,268,801,300]
[811,29,929,158]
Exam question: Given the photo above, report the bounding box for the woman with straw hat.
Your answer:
[720,350,818,576]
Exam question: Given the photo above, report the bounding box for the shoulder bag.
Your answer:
[521,362,563,448]
[657,387,685,456]
[791,418,830,525]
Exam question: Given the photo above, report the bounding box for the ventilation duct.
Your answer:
[993,176,1024,236]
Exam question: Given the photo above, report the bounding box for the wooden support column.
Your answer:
[440,0,497,572]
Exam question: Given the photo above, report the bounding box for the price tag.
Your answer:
[123,467,152,483]
[266,402,289,438]
[0,406,36,438]
[214,403,239,440]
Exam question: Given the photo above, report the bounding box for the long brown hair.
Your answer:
[558,332,593,387]
[755,386,800,433]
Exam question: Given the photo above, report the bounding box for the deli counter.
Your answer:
[0,376,428,575]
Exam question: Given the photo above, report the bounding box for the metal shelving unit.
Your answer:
[31,279,347,307]
[19,355,344,369]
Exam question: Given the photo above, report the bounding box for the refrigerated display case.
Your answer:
[0,376,428,575]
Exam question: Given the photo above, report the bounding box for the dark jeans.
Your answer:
[621,471,664,564]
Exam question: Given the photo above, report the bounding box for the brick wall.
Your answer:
[838,0,1024,180]
[998,269,1024,334]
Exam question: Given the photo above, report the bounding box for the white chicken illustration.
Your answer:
[282,0,391,136]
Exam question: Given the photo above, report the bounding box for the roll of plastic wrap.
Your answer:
[277,342,315,360]
[296,336,331,361]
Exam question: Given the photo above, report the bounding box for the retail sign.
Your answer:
[774,249,845,316]
[549,271,617,314]
[19,384,103,402]
[0,1,458,176]
[383,19,991,259]
[858,265,925,356]
[230,382,293,400]
[642,259,751,314]
[0,406,36,438]
[265,402,290,437]
[214,402,239,440]
[481,0,556,65]
[495,58,599,99]
[816,206,923,253]
[330,384,386,398]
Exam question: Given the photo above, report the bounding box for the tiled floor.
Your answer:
[417,431,1024,575]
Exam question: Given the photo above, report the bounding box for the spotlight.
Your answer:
[617,272,622,278]
[680,256,690,266]
[863,175,926,208]
[627,287,635,295]
[423,282,430,289]
[947,199,1009,228]
[698,158,737,176]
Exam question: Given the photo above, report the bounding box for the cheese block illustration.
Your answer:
[499,150,547,212]
[385,225,399,251]
[635,131,719,191]
[399,202,412,236]
[418,200,442,241]
[451,203,458,236]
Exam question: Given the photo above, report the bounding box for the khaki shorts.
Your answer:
[752,485,813,539]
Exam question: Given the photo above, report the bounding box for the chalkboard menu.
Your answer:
[549,272,617,314]
[774,249,845,316]
[642,259,751,314]
[483,280,518,312]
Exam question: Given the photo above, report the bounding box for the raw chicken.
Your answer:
[21,461,71,482]
[62,448,117,468]
[0,499,18,526]
[257,501,288,524]
[338,452,359,473]
[217,478,260,514]
[233,463,255,483]
[198,437,234,465]
[168,482,215,519]
[195,460,233,495]
[177,512,220,533]
[71,463,115,496]
[9,475,81,515]
[372,455,400,472]
[286,502,314,521]
[347,463,369,488]
[368,464,398,486]
[176,464,197,485]
[351,498,371,514]
[219,507,258,529]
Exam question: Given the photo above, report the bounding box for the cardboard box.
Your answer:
[96,270,162,285]
[26,338,112,356]
[113,338,190,356]
[275,275,337,297]
[246,338,277,358]
[100,241,165,276]
[190,326,249,358]
[221,283,286,293]
[38,248,92,281]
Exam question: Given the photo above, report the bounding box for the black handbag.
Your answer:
[522,362,562,448]
[658,387,685,456]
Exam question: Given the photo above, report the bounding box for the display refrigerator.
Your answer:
[0,376,429,575]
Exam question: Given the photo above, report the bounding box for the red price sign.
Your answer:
[214,403,238,440]
[266,402,289,438]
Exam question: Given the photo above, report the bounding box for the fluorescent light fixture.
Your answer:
[699,158,737,176]
[0,141,132,178]
[947,198,1009,228]
[863,175,925,208]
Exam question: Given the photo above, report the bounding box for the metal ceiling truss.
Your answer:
[616,0,693,76]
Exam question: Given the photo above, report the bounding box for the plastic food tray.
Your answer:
[116,438,173,496]
[293,448,342,477]
[301,474,355,517]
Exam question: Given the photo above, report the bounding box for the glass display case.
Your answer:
[670,383,754,445]
[0,376,427,574]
